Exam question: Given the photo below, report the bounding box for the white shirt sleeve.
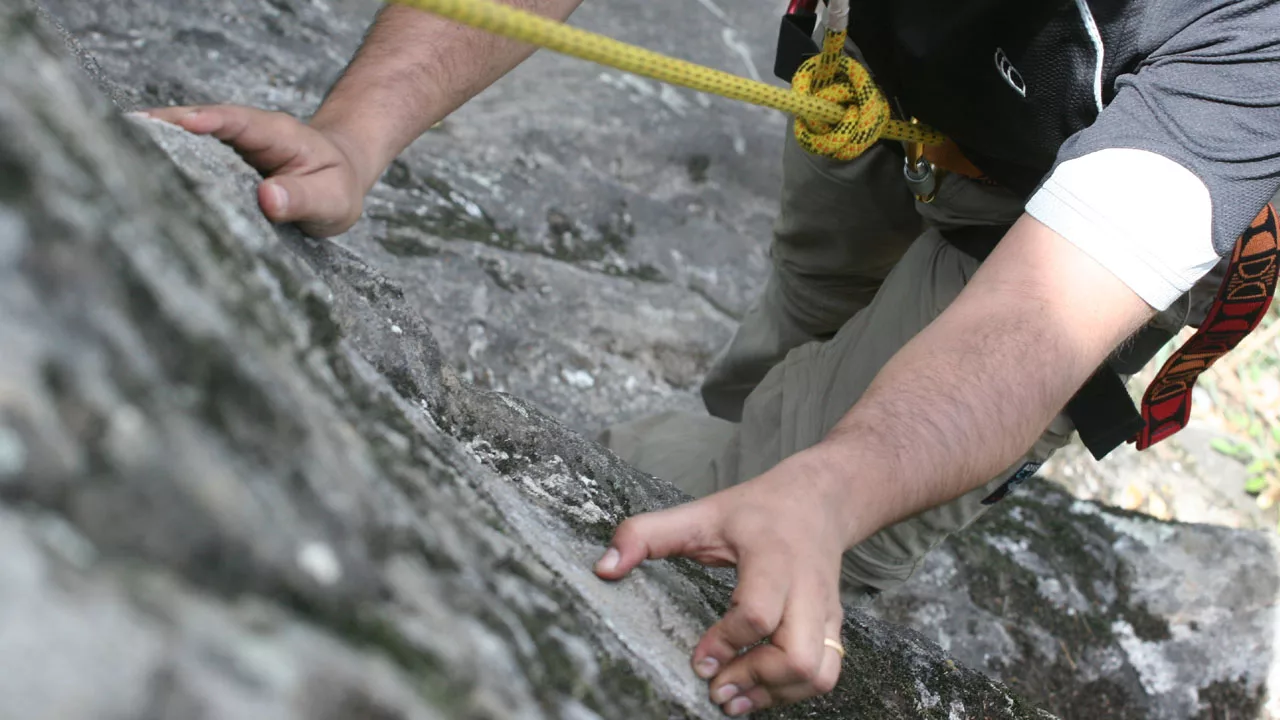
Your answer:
[1024,148,1220,311]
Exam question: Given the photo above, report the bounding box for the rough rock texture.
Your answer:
[872,489,1280,720]
[2,2,1055,717]
[37,0,786,435]
[9,0,1280,717]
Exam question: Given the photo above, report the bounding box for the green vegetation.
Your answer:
[1172,306,1280,529]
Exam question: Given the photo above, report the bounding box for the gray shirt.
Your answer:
[847,0,1280,309]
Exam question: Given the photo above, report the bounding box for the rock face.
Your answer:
[37,0,785,436]
[2,2,1053,718]
[6,0,1279,717]
[873,488,1280,720]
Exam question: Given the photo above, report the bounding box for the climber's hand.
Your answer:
[138,105,368,237]
[594,449,850,715]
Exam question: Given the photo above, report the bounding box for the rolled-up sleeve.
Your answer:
[1025,8,1280,310]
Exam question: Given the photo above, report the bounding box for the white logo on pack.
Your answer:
[994,47,1027,97]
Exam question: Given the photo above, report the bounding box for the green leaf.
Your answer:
[1211,436,1240,453]
[1212,437,1255,462]
[1247,458,1271,475]
[1245,475,1269,494]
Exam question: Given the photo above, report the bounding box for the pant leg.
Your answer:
[606,144,1070,594]
[609,226,1074,595]
[727,228,1075,592]
[597,410,740,501]
[699,133,921,422]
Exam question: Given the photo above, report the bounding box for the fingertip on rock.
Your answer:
[594,547,620,576]
[694,656,719,679]
[260,181,289,218]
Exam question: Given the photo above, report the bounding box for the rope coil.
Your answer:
[793,29,893,160]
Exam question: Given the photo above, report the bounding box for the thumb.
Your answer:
[258,175,359,237]
[594,502,719,580]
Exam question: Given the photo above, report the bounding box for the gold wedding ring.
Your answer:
[823,637,846,659]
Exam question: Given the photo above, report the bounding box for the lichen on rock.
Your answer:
[6,0,1279,717]
[1,1,1057,716]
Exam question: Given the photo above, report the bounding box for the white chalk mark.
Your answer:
[297,542,342,586]
[694,0,729,23]
[721,28,761,83]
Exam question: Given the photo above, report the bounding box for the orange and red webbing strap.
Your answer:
[1134,203,1279,450]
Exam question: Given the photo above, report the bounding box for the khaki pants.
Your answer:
[602,134,1075,599]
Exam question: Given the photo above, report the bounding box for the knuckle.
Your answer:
[613,515,645,543]
[268,110,298,127]
[745,688,774,712]
[814,670,839,695]
[784,652,821,682]
[735,603,774,637]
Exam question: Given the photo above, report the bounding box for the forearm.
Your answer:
[310,0,583,190]
[813,216,1155,546]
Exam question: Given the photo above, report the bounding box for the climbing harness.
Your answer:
[386,0,944,161]
[386,0,1277,457]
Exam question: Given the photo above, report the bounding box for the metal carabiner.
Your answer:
[901,118,938,203]
[906,146,936,202]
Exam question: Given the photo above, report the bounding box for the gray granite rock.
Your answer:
[37,0,784,435]
[872,485,1280,720]
[2,2,1054,717]
[11,0,1280,717]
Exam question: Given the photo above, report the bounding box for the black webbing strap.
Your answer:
[773,2,821,82]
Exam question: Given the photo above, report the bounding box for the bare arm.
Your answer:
[145,0,583,236]
[814,214,1154,542]
[598,215,1156,715]
[312,0,584,192]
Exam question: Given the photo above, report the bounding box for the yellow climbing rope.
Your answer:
[386,0,946,159]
